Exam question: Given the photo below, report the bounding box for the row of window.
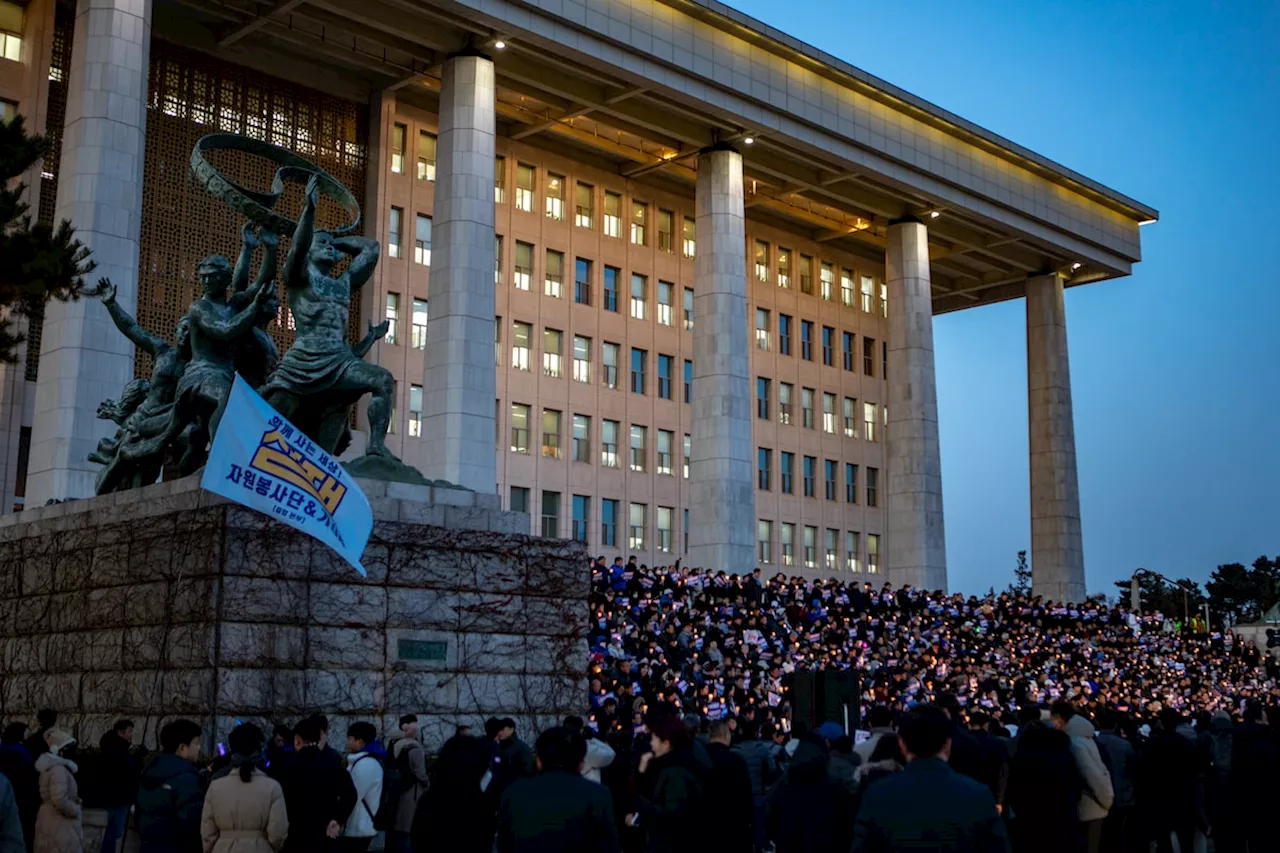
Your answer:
[508,410,688,475]
[755,449,879,505]
[509,486,882,572]
[385,128,887,314]
[756,379,881,440]
[755,309,885,376]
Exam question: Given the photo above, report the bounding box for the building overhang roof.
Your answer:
[155,0,1158,314]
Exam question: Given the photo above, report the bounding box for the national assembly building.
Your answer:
[0,0,1155,600]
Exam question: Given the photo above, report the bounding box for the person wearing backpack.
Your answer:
[387,715,428,853]
[135,719,206,853]
[342,723,383,853]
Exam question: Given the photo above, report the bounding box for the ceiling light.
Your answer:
[494,39,506,49]
[929,211,940,219]
[1071,262,1082,271]
[743,136,755,145]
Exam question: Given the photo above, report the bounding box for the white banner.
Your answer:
[200,375,372,575]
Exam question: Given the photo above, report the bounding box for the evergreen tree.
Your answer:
[1009,549,1032,595]
[1206,556,1280,625]
[0,113,94,362]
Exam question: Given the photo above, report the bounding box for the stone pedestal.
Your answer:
[0,476,586,750]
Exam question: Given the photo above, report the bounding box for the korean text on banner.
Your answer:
[200,375,373,575]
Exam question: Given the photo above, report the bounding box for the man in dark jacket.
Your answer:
[280,716,358,853]
[135,719,205,853]
[1004,722,1082,853]
[767,737,854,853]
[21,711,55,762]
[852,704,1010,853]
[705,721,753,852]
[1138,710,1200,853]
[1229,703,1276,853]
[0,724,36,851]
[0,773,24,853]
[1095,711,1139,853]
[497,726,619,852]
[97,719,139,853]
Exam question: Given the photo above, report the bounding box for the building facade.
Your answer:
[0,0,1155,596]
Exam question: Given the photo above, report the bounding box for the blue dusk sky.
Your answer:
[725,0,1280,595]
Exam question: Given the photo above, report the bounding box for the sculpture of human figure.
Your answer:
[262,173,396,456]
[170,242,277,473]
[89,277,192,494]
[229,223,281,389]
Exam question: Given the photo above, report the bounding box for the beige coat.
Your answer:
[200,769,288,853]
[33,753,82,853]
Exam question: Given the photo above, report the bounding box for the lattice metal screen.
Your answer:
[137,40,368,380]
[24,0,75,382]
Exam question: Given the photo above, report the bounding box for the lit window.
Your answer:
[601,420,620,468]
[494,236,503,285]
[545,250,564,299]
[604,191,622,238]
[880,282,889,317]
[800,255,813,295]
[416,131,436,180]
[778,248,791,289]
[781,522,795,566]
[630,201,647,245]
[682,217,696,257]
[409,385,423,437]
[683,288,694,331]
[825,528,839,571]
[384,293,400,345]
[574,258,591,305]
[847,531,861,573]
[572,335,591,384]
[843,397,857,439]
[841,268,855,307]
[820,262,835,301]
[414,214,431,265]
[629,425,647,472]
[861,275,874,313]
[541,409,562,458]
[494,156,506,203]
[683,434,691,479]
[515,163,535,212]
[804,525,817,569]
[657,209,674,253]
[758,520,773,564]
[822,393,836,434]
[657,281,674,326]
[602,343,619,389]
[546,173,565,220]
[630,274,647,320]
[575,182,594,228]
[543,328,563,378]
[755,308,771,350]
[629,503,647,551]
[755,240,769,282]
[510,403,530,453]
[388,207,402,259]
[513,241,533,291]
[411,299,428,350]
[657,506,673,553]
[779,383,793,426]
[511,321,532,371]
[390,124,406,174]
[868,533,880,573]
[864,402,877,442]
[657,430,674,476]
[572,415,591,463]
[801,387,814,430]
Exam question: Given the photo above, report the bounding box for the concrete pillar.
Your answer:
[27,0,151,505]
[1027,272,1085,601]
[885,218,947,591]
[688,145,754,570]
[419,52,496,493]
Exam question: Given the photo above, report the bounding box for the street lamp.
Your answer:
[1131,568,1197,629]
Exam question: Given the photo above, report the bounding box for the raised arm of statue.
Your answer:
[352,318,390,359]
[332,234,380,291]
[282,173,320,289]
[252,228,280,292]
[97,278,165,357]
[231,223,259,294]
[193,279,276,342]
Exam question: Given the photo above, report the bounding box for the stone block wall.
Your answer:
[0,477,588,751]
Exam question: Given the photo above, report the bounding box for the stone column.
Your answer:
[1027,272,1085,601]
[27,0,151,505]
[689,145,754,570]
[885,217,947,591]
[419,51,497,493]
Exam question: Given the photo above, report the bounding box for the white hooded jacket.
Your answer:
[343,751,383,839]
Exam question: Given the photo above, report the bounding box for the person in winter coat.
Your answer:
[1138,710,1200,853]
[850,733,904,821]
[563,718,615,784]
[0,723,38,851]
[1050,703,1113,853]
[136,719,205,853]
[278,717,356,853]
[341,723,382,853]
[96,720,138,853]
[1,774,26,853]
[1094,711,1139,853]
[1004,722,1083,853]
[703,722,753,853]
[852,705,1009,853]
[731,721,776,853]
[410,735,496,853]
[1230,703,1278,853]
[826,736,861,796]
[33,729,81,853]
[853,706,897,764]
[496,726,619,853]
[199,723,287,853]
[766,737,854,853]
[627,713,707,852]
[385,715,428,853]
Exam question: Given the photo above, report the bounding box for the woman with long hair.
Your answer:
[411,734,496,852]
[200,723,288,853]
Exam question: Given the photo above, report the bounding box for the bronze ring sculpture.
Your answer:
[189,132,362,236]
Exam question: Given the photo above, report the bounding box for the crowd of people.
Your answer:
[0,559,1278,852]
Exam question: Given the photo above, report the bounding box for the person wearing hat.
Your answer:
[33,729,81,853]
